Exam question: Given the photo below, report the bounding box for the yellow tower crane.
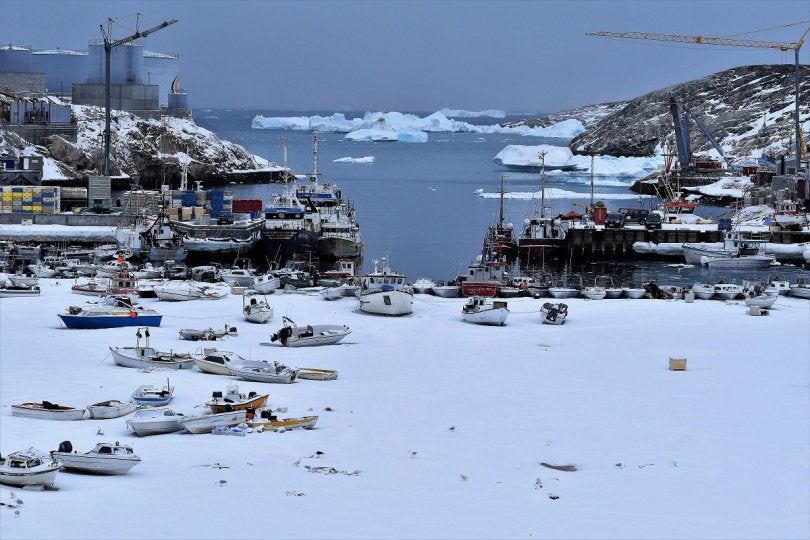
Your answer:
[586,22,810,170]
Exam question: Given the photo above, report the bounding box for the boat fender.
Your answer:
[58,440,73,453]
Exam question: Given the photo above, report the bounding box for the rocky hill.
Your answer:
[0,94,284,187]
[566,64,809,161]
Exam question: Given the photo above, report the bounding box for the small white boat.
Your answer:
[790,277,810,299]
[0,448,62,488]
[179,410,248,434]
[252,273,281,294]
[132,380,174,406]
[126,407,185,436]
[580,284,606,300]
[0,284,41,297]
[219,267,256,287]
[320,283,354,300]
[234,360,298,384]
[154,280,205,301]
[110,328,195,370]
[691,282,716,300]
[744,293,778,309]
[412,277,436,294]
[178,325,237,341]
[270,316,351,347]
[713,282,745,300]
[192,348,249,376]
[596,275,623,299]
[461,296,509,326]
[621,283,646,299]
[70,278,109,296]
[51,441,141,475]
[548,276,581,299]
[242,293,273,323]
[11,401,87,420]
[540,302,568,325]
[432,282,461,298]
[86,399,137,419]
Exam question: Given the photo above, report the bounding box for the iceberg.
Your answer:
[250,110,584,140]
[494,144,663,177]
[333,156,376,164]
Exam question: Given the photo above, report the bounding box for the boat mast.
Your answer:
[311,127,319,184]
[539,151,547,219]
[499,174,505,227]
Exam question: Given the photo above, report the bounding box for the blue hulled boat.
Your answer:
[58,301,162,329]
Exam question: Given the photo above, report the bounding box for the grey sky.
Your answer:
[2,0,807,114]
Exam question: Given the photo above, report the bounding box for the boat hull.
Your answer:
[126,409,184,436]
[52,453,140,475]
[0,466,59,487]
[180,410,247,434]
[462,308,509,326]
[247,415,318,431]
[357,290,413,316]
[11,403,86,420]
[110,347,195,370]
[87,400,138,419]
[59,313,162,329]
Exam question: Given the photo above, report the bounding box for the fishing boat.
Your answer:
[51,441,141,475]
[126,407,185,436]
[481,175,517,263]
[70,277,109,296]
[411,277,437,295]
[461,296,509,326]
[432,279,462,298]
[690,282,716,300]
[86,399,138,419]
[109,328,195,370]
[58,301,162,329]
[357,256,413,316]
[517,153,565,266]
[207,383,269,413]
[131,379,174,406]
[11,401,87,420]
[461,258,506,298]
[270,316,351,347]
[0,448,62,488]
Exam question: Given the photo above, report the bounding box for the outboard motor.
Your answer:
[58,440,73,453]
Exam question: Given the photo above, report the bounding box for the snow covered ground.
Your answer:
[1,281,808,539]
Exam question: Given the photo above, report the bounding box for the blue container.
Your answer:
[718,218,732,231]
[181,191,196,207]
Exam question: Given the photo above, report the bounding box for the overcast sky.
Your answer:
[2,0,807,114]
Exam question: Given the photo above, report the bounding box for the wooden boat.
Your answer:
[51,441,141,475]
[247,410,318,431]
[207,383,269,413]
[191,348,248,376]
[132,380,174,406]
[178,325,237,341]
[461,297,509,326]
[297,367,339,381]
[86,399,137,419]
[242,293,274,323]
[179,410,247,434]
[0,448,62,488]
[234,360,298,384]
[270,316,351,347]
[110,328,195,370]
[540,302,568,325]
[58,301,162,329]
[126,407,184,436]
[11,401,86,420]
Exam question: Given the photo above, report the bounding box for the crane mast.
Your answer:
[587,24,809,173]
[100,14,178,176]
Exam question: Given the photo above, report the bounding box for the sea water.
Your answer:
[194,109,807,288]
